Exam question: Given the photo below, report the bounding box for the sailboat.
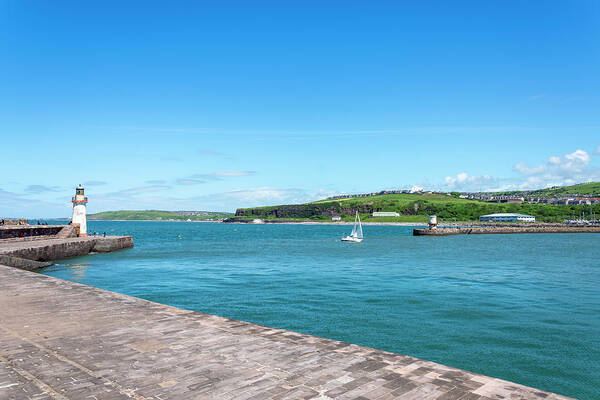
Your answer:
[341,211,363,242]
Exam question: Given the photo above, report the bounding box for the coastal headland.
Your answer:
[0,265,574,400]
[234,182,600,224]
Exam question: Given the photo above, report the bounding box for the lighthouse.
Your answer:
[71,184,88,236]
[428,215,438,230]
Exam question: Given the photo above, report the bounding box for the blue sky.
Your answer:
[1,1,599,217]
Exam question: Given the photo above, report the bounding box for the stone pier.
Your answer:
[0,265,573,400]
[414,226,600,236]
[0,236,133,270]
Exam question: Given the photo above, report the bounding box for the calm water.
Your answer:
[41,221,599,399]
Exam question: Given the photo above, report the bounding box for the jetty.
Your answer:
[0,265,574,399]
[413,225,600,236]
[0,225,133,270]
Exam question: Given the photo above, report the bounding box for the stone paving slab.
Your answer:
[0,265,574,400]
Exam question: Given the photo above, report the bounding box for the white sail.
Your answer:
[356,213,363,238]
[341,211,364,242]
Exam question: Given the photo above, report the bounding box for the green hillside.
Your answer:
[235,190,600,223]
[489,181,600,196]
[88,210,232,221]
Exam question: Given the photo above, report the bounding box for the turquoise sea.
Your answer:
[41,221,600,399]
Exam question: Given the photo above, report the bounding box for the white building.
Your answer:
[372,211,400,217]
[71,184,88,236]
[331,216,341,221]
[479,213,535,222]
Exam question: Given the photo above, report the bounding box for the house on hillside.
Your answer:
[372,211,400,217]
[479,213,535,222]
[488,196,525,204]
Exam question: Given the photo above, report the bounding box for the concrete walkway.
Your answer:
[0,265,573,400]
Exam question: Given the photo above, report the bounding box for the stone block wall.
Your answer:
[0,226,64,239]
[91,236,134,252]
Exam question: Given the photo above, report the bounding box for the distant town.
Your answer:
[327,189,600,206]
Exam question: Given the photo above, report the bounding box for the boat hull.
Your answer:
[341,236,363,242]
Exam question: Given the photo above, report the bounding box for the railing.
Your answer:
[72,197,88,202]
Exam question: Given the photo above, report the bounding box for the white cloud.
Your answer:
[506,148,600,190]
[98,185,171,199]
[514,149,591,178]
[445,172,468,185]
[185,170,256,182]
[184,187,337,211]
[443,173,496,191]
[513,162,546,175]
[87,185,335,214]
[548,156,561,165]
[83,180,107,186]
[25,184,62,193]
[197,187,314,204]
[176,178,205,185]
[214,170,255,177]
[197,148,228,157]
[561,149,590,171]
[0,188,68,218]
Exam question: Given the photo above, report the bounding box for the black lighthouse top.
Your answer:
[72,184,88,203]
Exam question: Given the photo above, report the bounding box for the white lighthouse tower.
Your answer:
[71,184,88,236]
[428,215,438,230]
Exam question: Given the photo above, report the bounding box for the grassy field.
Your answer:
[236,187,600,223]
[88,210,233,221]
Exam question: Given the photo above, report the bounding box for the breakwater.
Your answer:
[0,236,133,269]
[0,265,575,399]
[414,226,600,236]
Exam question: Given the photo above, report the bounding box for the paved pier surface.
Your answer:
[0,266,573,400]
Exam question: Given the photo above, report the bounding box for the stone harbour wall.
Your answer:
[92,236,134,252]
[414,226,600,236]
[0,225,65,239]
[2,238,97,261]
[0,236,134,266]
[0,255,52,271]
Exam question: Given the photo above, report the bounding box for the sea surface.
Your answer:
[41,221,600,399]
